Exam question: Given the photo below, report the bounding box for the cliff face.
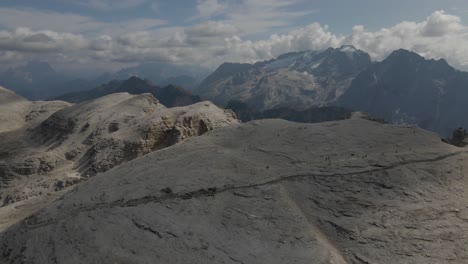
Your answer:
[2,117,468,263]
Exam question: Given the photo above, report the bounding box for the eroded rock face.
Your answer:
[0,91,239,207]
[1,118,468,263]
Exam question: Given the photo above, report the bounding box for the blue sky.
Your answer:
[0,0,468,74]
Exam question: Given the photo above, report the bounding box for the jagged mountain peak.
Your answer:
[377,49,456,76]
[338,47,467,136]
[196,48,372,110]
[120,76,153,89]
[339,45,358,52]
[385,49,426,63]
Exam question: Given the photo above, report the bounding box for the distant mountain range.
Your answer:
[0,61,70,100]
[195,45,372,110]
[0,62,207,100]
[55,76,202,107]
[196,46,468,136]
[3,47,468,136]
[338,49,468,136]
[101,62,208,90]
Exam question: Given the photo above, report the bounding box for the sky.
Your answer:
[1,0,468,75]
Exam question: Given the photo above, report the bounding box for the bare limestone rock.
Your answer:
[0,89,239,222]
[1,117,468,263]
[0,86,70,134]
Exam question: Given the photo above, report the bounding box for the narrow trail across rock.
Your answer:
[23,150,468,230]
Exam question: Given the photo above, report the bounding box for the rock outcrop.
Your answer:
[2,117,468,263]
[0,90,239,213]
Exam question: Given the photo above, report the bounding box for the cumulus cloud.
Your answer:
[224,23,344,62]
[1,9,468,71]
[345,10,468,67]
[214,10,468,68]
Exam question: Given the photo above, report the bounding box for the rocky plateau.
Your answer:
[1,116,468,263]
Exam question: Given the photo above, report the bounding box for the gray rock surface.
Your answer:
[0,89,239,228]
[2,117,467,263]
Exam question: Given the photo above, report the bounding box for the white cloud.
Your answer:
[421,10,463,36]
[345,10,468,67]
[0,27,88,53]
[0,8,166,35]
[224,23,344,62]
[72,0,148,11]
[1,9,468,72]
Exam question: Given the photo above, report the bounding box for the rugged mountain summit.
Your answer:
[0,86,70,133]
[196,46,371,110]
[0,62,71,100]
[55,76,203,107]
[0,61,206,100]
[197,48,468,137]
[338,49,468,136]
[91,62,208,91]
[1,117,467,263]
[0,87,239,230]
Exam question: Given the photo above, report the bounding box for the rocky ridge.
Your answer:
[0,88,239,230]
